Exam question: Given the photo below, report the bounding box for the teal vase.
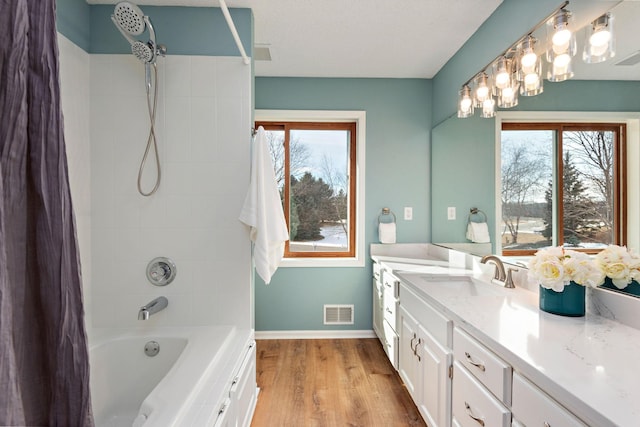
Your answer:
[539,281,585,317]
[600,277,640,297]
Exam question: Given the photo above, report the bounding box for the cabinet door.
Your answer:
[373,278,384,340]
[416,323,452,427]
[231,342,258,427]
[398,305,420,399]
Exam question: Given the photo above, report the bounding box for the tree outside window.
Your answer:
[256,122,356,258]
[501,123,625,255]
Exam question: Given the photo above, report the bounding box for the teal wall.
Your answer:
[56,1,252,58]
[254,77,432,331]
[56,0,90,51]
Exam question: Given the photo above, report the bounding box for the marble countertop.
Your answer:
[386,262,639,427]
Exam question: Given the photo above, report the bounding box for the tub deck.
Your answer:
[90,326,254,427]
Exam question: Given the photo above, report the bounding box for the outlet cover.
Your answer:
[447,207,456,220]
[404,207,413,220]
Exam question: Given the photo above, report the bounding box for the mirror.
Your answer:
[431,1,640,296]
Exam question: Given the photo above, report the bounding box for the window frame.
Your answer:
[254,110,366,267]
[495,111,638,257]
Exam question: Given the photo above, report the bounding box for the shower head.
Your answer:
[113,2,146,36]
[111,1,164,64]
[132,41,154,63]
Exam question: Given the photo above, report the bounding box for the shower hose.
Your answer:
[138,62,161,196]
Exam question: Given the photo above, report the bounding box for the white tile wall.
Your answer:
[58,34,93,333]
[89,54,252,328]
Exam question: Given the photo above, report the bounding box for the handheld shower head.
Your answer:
[113,2,146,36]
[111,2,165,65]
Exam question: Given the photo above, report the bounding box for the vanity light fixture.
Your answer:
[473,72,491,106]
[546,9,576,82]
[492,57,512,90]
[518,36,544,96]
[583,12,615,63]
[455,1,616,119]
[457,85,474,118]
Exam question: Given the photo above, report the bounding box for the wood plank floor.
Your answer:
[250,338,427,427]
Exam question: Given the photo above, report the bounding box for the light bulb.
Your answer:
[460,97,472,113]
[501,87,514,103]
[589,29,611,56]
[476,85,489,100]
[495,71,510,89]
[524,73,539,91]
[521,52,537,74]
[552,53,571,77]
[552,27,571,48]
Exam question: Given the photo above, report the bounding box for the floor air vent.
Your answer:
[324,304,354,325]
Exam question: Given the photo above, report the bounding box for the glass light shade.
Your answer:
[457,85,474,118]
[518,37,543,96]
[583,13,615,63]
[547,51,573,82]
[547,10,576,55]
[492,57,512,90]
[473,72,491,106]
[481,98,495,118]
[498,83,519,108]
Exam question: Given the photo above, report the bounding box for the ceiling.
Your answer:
[90,0,504,78]
[90,0,639,80]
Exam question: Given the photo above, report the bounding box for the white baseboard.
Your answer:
[255,330,377,340]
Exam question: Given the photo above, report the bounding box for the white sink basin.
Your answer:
[405,273,507,297]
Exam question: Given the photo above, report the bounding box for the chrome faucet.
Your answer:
[138,296,168,320]
[480,255,516,288]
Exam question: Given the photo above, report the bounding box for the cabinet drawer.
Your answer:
[383,271,400,299]
[383,285,398,331]
[453,327,512,404]
[452,361,510,427]
[373,261,381,280]
[512,372,586,427]
[382,319,398,369]
[400,283,451,348]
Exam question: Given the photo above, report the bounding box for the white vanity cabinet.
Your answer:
[372,260,384,342]
[214,341,258,427]
[511,372,587,427]
[398,282,453,427]
[451,327,511,427]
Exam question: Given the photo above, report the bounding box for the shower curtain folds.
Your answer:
[0,0,94,425]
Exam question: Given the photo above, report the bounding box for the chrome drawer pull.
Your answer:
[464,402,485,426]
[386,308,393,314]
[464,351,486,372]
[410,334,417,353]
[415,338,421,362]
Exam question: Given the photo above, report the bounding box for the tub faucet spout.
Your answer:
[138,296,168,320]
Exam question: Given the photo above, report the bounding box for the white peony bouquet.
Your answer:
[595,245,640,289]
[528,247,605,292]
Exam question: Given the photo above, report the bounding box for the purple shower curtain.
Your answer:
[0,0,94,425]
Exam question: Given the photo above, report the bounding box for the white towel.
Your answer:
[466,221,490,243]
[379,222,396,244]
[239,126,289,284]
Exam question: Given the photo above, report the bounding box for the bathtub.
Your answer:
[89,326,255,427]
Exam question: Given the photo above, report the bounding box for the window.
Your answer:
[500,122,626,255]
[254,110,365,266]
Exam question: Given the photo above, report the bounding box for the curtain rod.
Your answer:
[219,0,250,65]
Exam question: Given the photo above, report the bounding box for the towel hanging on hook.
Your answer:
[378,207,396,244]
[466,207,490,243]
